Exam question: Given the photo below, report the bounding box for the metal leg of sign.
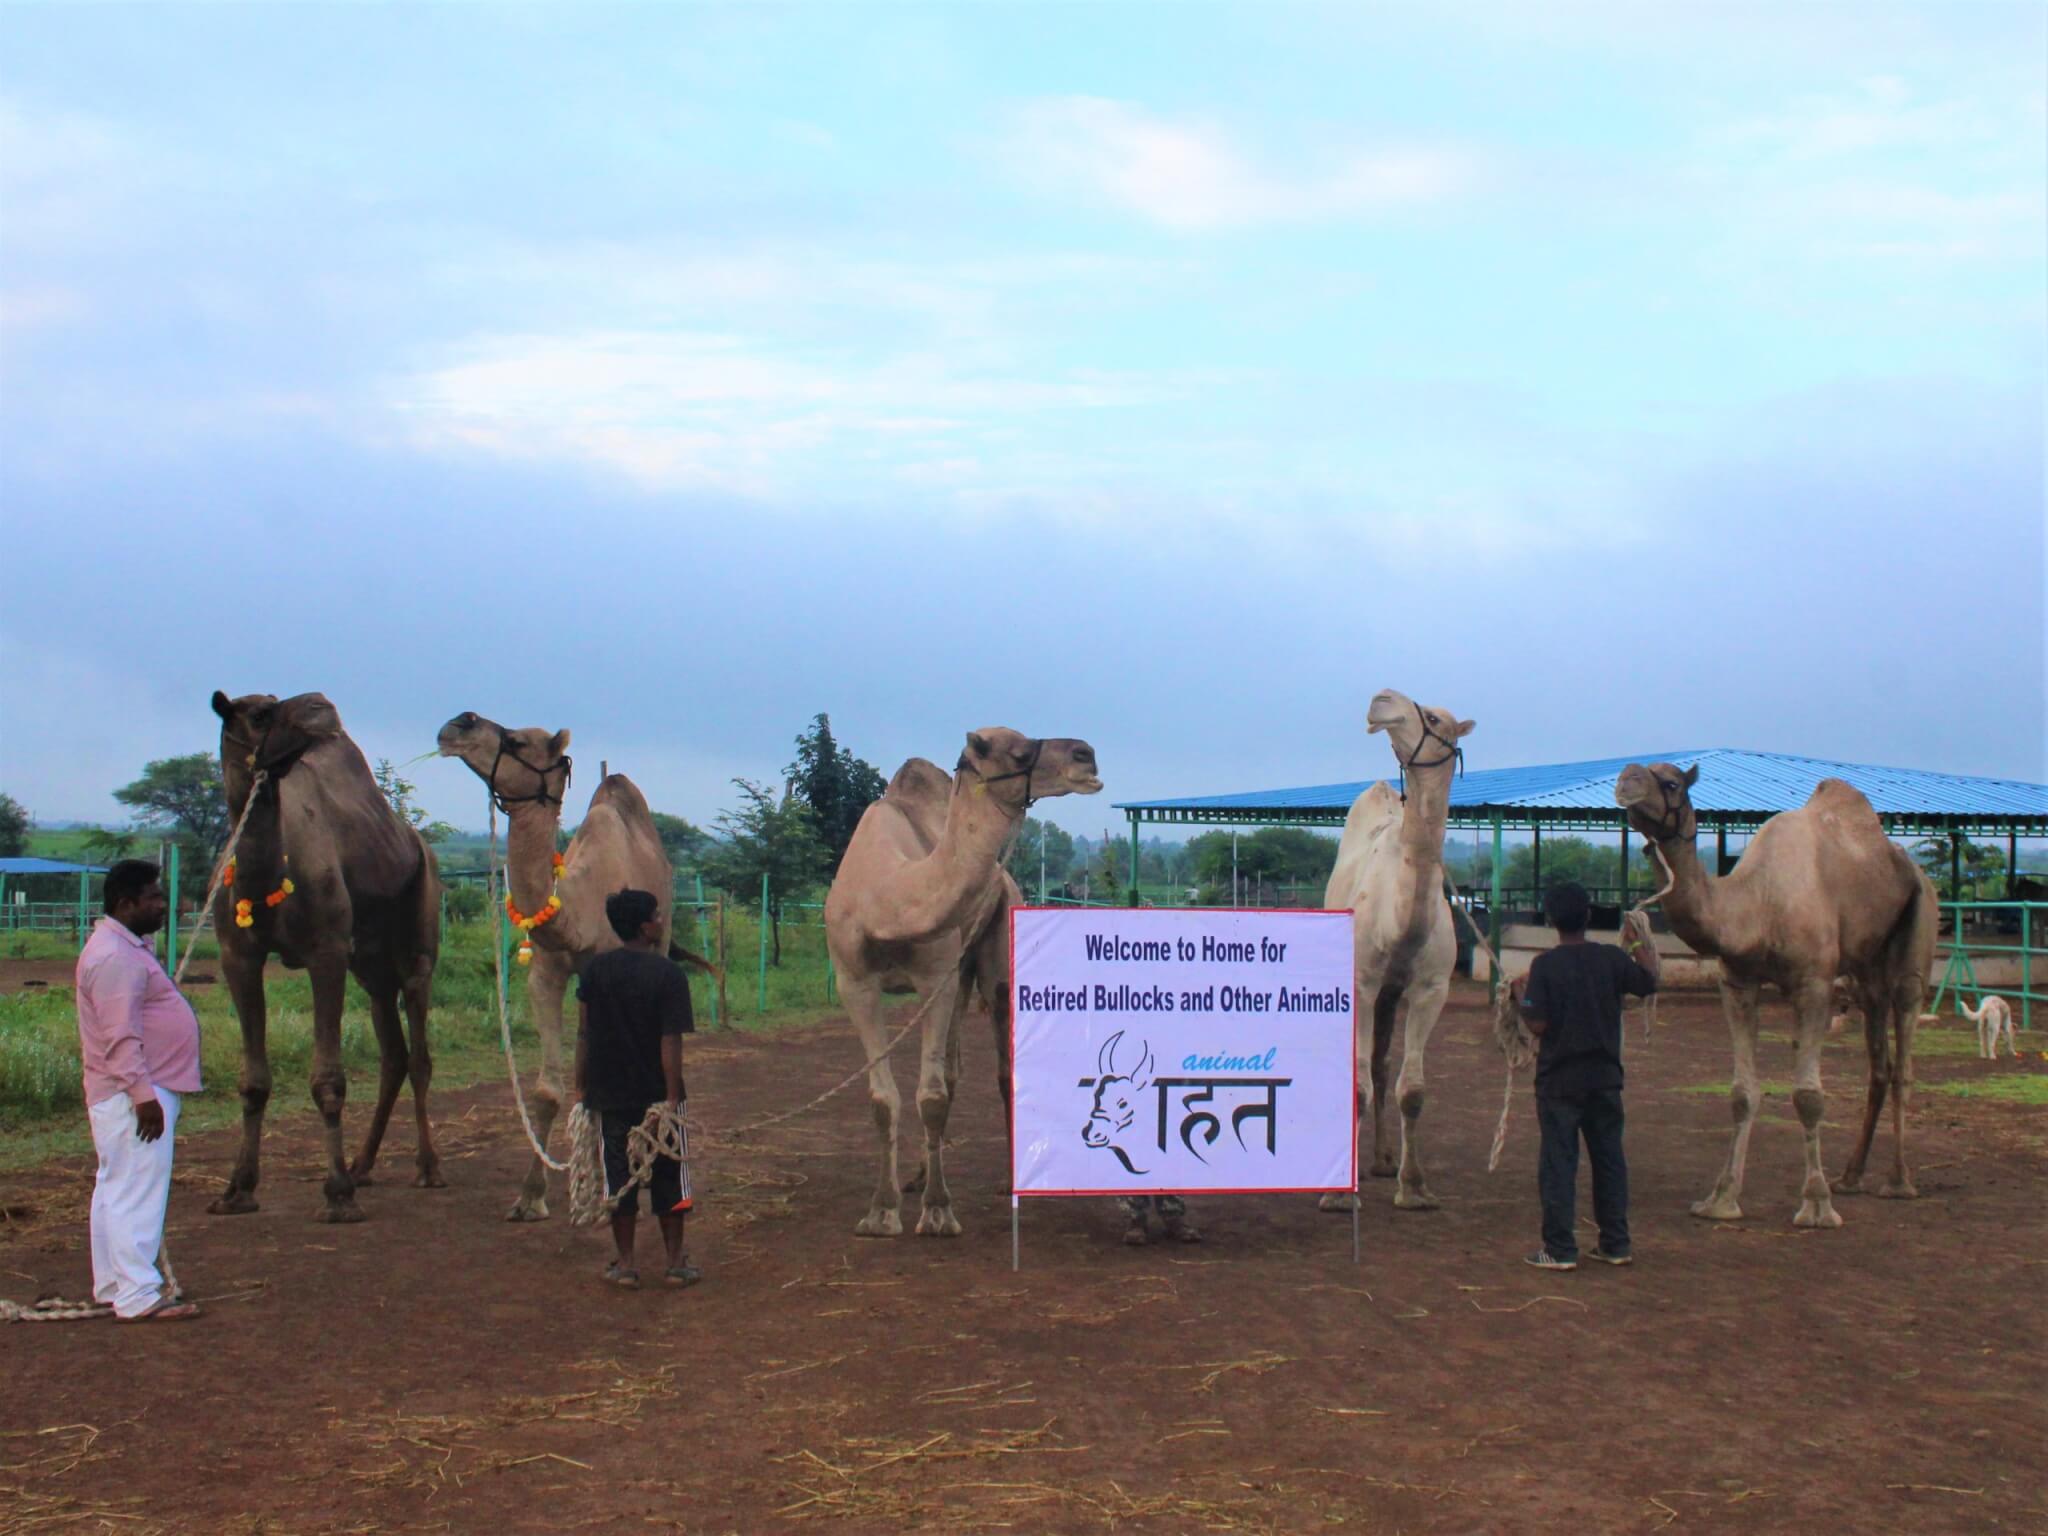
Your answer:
[1352,1198,1360,1265]
[1011,1195,1021,1272]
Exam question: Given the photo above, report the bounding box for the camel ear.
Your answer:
[211,690,234,720]
[550,729,572,757]
[1682,764,1700,788]
[966,732,990,760]
[1454,718,1477,738]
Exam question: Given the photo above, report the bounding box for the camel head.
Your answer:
[956,727,1101,814]
[437,711,573,812]
[1615,761,1699,844]
[1366,689,1474,779]
[211,691,343,786]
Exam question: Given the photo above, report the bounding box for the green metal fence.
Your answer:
[1928,901,2043,1032]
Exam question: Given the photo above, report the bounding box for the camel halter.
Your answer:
[968,737,1045,813]
[1395,703,1463,803]
[486,728,572,813]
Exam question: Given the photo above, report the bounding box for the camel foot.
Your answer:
[1689,1195,1743,1222]
[505,1198,550,1223]
[316,1202,368,1225]
[855,1208,903,1238]
[1122,1220,1149,1246]
[1829,1173,1864,1196]
[1393,1185,1441,1212]
[1318,1191,1360,1213]
[1875,1179,1918,1200]
[1163,1221,1203,1244]
[915,1204,962,1238]
[1793,1199,1843,1229]
[208,1191,260,1216]
[413,1166,447,1190]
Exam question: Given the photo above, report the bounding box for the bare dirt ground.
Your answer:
[4,986,2043,1535]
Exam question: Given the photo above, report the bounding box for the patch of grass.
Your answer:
[1921,1074,2048,1105]
[1675,1081,1799,1097]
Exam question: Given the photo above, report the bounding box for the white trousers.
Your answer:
[88,1086,180,1318]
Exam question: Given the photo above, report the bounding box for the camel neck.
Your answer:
[1394,769,1452,938]
[1651,835,1722,957]
[864,774,1020,943]
[505,805,564,911]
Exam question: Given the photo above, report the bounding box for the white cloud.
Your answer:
[1005,96,1474,231]
[1713,76,1999,161]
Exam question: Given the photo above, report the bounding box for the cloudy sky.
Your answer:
[2,3,2042,838]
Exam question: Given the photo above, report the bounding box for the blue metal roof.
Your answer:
[0,856,108,875]
[1116,749,2048,831]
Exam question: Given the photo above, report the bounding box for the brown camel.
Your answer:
[1616,763,1938,1226]
[208,692,443,1222]
[824,729,1101,1237]
[437,711,680,1221]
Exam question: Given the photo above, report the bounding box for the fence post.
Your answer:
[77,867,89,949]
[2024,904,2033,1034]
[758,872,771,1013]
[165,843,181,973]
[1487,812,1504,1000]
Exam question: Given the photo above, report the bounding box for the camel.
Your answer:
[208,692,443,1222]
[437,711,684,1221]
[1960,995,2017,1058]
[1318,690,1475,1213]
[1616,763,1938,1226]
[824,728,1101,1237]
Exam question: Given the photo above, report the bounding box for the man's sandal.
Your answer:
[116,1296,202,1323]
[664,1264,702,1288]
[603,1262,641,1289]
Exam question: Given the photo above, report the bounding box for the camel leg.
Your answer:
[1788,981,1842,1228]
[403,958,443,1188]
[209,942,272,1216]
[843,974,903,1236]
[1321,980,1391,1213]
[507,952,570,1222]
[974,917,1014,1143]
[307,953,363,1223]
[1876,996,1919,1199]
[1393,976,1449,1211]
[915,974,966,1237]
[1691,980,1761,1221]
[1833,996,1889,1196]
[348,987,410,1185]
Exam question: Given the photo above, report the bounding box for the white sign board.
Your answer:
[1010,908,1356,1197]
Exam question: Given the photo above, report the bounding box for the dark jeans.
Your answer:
[1536,1085,1628,1261]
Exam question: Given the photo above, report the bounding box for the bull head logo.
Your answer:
[1081,1030,1154,1175]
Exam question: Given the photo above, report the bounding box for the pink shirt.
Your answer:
[75,917,203,1107]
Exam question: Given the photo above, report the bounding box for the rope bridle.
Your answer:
[1396,702,1464,802]
[486,728,572,813]
[965,737,1045,814]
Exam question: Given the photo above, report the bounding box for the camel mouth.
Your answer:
[1612,766,1653,809]
[1365,690,1408,734]
[1070,773,1104,795]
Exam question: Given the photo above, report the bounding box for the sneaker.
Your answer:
[1523,1249,1577,1272]
[1586,1247,1634,1266]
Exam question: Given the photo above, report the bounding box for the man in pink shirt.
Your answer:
[75,859,204,1322]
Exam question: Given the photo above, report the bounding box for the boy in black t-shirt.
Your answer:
[573,888,697,1289]
[1510,882,1659,1272]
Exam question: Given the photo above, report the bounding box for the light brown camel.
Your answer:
[437,711,682,1221]
[208,691,443,1222]
[1616,763,1938,1226]
[1318,690,1474,1213]
[824,729,1101,1237]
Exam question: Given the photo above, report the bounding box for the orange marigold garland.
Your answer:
[224,857,293,927]
[507,852,568,964]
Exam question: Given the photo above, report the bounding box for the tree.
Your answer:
[703,778,829,965]
[0,792,28,857]
[650,811,711,871]
[374,759,456,844]
[112,754,229,857]
[81,826,143,864]
[1004,817,1075,899]
[1189,827,1339,893]
[1912,833,2005,899]
[785,713,888,872]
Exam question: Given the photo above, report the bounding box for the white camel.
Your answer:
[1319,689,1475,1213]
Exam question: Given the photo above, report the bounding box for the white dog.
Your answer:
[1959,995,2017,1059]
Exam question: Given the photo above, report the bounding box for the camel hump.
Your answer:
[1808,776,1882,827]
[885,757,953,812]
[588,772,650,820]
[1345,781,1403,834]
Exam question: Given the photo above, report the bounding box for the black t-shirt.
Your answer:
[576,948,694,1115]
[1521,941,1657,1096]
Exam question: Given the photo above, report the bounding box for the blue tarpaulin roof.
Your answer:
[0,857,108,875]
[1115,749,2048,833]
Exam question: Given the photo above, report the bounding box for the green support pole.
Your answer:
[1716,823,1728,876]
[166,844,181,973]
[2008,831,2018,897]
[78,868,89,949]
[1619,823,1629,901]
[758,872,770,1014]
[0,873,8,933]
[1488,812,1504,1001]
[1950,835,1960,900]
[2024,905,2033,1034]
[1129,814,1141,904]
[1531,823,1541,909]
